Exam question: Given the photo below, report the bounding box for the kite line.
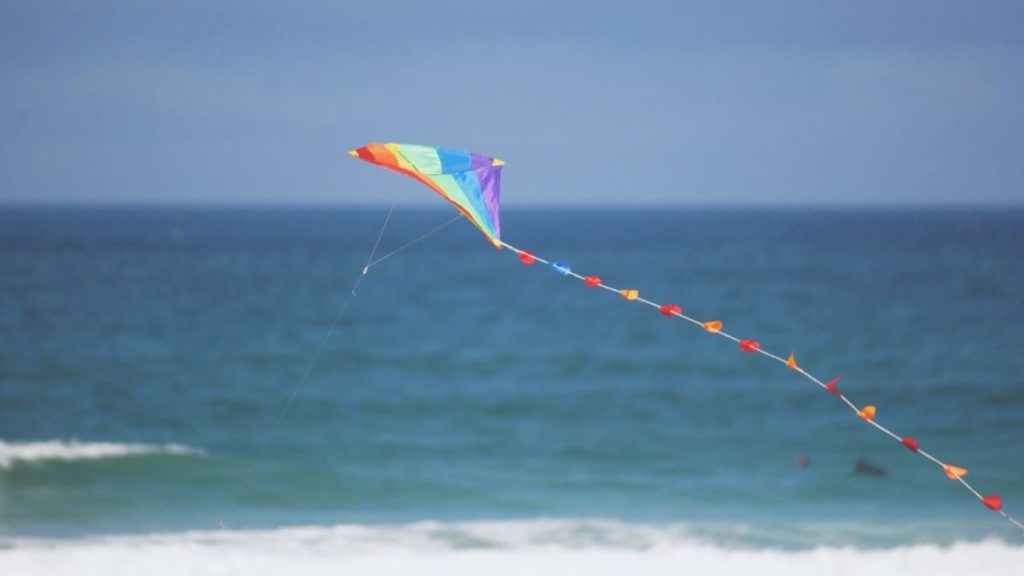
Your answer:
[363,214,462,272]
[347,141,1022,535]
[231,205,462,499]
[227,206,396,524]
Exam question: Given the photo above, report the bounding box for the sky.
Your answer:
[1,1,1022,206]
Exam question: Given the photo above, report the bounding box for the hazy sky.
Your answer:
[2,1,1022,206]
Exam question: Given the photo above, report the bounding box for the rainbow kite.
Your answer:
[349,142,1022,534]
[349,143,503,247]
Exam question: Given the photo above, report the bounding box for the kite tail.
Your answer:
[498,239,1024,535]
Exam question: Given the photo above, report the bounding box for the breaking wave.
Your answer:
[0,439,204,469]
[0,519,1021,576]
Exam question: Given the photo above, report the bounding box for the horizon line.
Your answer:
[2,199,1024,211]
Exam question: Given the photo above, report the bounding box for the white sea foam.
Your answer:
[0,520,1021,576]
[0,439,204,469]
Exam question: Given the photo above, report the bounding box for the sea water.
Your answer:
[1,207,1022,574]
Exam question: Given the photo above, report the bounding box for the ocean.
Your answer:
[1,206,1022,574]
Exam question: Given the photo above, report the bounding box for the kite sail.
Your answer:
[349,142,1022,535]
[349,143,503,247]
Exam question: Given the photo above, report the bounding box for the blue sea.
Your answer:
[1,206,1022,574]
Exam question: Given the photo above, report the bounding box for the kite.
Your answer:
[349,142,1022,534]
[349,143,502,247]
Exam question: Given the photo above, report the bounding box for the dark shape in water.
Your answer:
[853,458,888,478]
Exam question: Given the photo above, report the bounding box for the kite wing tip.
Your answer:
[493,158,505,166]
[347,149,359,157]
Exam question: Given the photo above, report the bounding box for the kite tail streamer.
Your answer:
[498,239,1024,535]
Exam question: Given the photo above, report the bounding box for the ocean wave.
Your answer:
[1,520,1021,576]
[0,439,205,469]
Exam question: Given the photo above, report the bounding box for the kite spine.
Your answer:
[498,239,1024,535]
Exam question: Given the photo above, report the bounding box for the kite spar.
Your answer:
[348,142,1022,534]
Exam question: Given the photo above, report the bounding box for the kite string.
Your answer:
[359,204,395,279]
[230,206,395,520]
[365,214,463,271]
[498,239,1023,535]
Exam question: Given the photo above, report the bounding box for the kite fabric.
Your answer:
[349,143,503,247]
[348,143,1022,535]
